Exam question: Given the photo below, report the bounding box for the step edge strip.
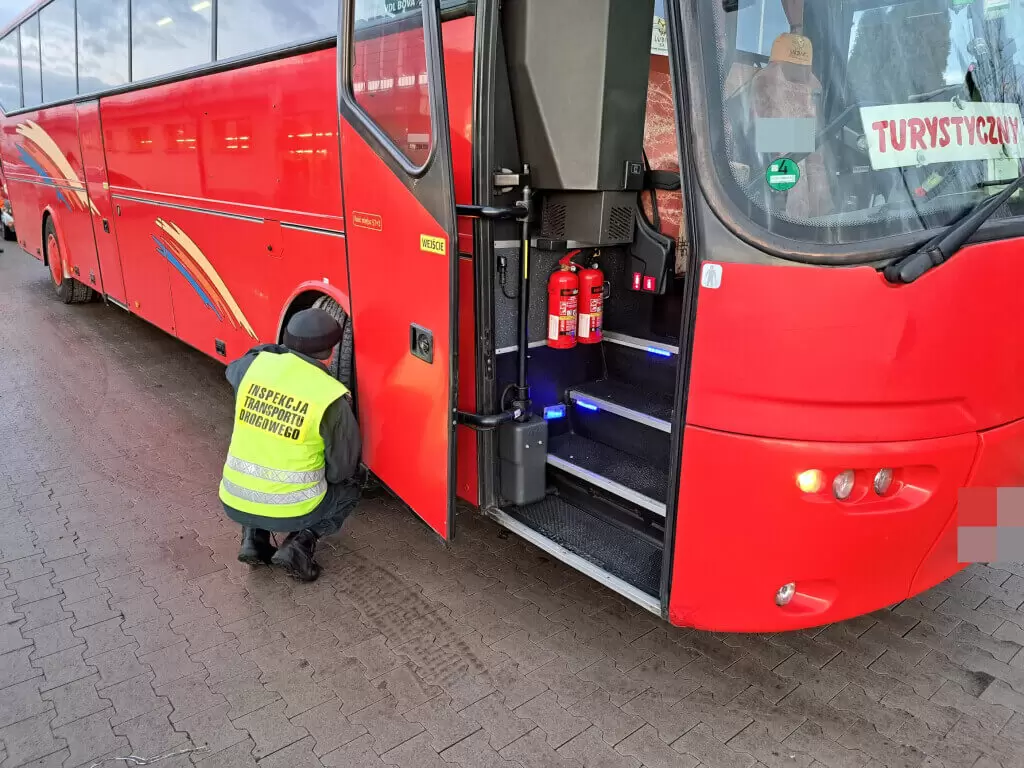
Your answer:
[603,331,679,356]
[568,389,672,433]
[547,454,668,517]
[485,508,661,615]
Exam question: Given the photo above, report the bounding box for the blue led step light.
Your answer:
[543,404,566,420]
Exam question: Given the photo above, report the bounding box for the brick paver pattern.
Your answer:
[1,246,1023,768]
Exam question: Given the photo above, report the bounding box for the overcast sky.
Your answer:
[0,0,23,31]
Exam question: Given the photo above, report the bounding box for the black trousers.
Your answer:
[224,482,360,536]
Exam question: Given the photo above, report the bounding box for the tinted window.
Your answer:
[131,0,212,81]
[20,16,41,108]
[217,0,336,60]
[41,0,77,103]
[78,0,129,93]
[0,32,19,111]
[350,0,433,167]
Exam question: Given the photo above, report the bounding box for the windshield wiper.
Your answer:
[884,171,1024,284]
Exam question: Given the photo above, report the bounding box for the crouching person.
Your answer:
[219,308,361,582]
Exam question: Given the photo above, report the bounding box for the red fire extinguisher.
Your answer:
[577,253,605,345]
[547,252,579,349]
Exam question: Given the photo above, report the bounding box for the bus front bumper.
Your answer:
[668,417,1024,632]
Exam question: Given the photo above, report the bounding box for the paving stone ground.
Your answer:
[1,244,1023,768]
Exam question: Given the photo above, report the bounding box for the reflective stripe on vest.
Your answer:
[224,455,325,486]
[220,477,328,506]
[219,350,348,519]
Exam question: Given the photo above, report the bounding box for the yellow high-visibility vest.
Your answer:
[219,351,348,518]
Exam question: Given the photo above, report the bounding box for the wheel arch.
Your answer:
[40,207,56,266]
[276,282,351,344]
[39,205,74,267]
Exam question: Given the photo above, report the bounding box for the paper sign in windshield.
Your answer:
[859,102,1023,170]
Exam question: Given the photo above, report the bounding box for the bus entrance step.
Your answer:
[547,433,667,517]
[568,379,673,432]
[506,495,662,597]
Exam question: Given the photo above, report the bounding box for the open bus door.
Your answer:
[337,0,459,541]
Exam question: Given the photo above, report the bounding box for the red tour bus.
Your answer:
[1,0,1022,631]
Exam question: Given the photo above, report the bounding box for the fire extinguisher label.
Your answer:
[579,292,603,339]
[579,311,602,338]
[551,292,578,342]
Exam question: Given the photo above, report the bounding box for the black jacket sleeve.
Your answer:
[225,346,270,396]
[319,395,361,484]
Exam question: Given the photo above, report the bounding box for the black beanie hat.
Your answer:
[283,308,342,357]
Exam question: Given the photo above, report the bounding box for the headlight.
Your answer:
[833,470,855,501]
[874,468,894,496]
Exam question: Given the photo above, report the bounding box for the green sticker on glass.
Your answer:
[766,158,800,192]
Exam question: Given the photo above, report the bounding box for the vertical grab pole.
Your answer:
[512,165,532,420]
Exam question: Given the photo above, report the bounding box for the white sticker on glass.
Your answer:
[859,102,1024,170]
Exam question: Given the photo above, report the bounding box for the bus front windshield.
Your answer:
[698,0,1024,252]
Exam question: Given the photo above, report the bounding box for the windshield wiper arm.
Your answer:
[884,172,1024,284]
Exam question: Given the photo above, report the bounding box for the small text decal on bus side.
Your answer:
[420,235,446,256]
[352,212,383,231]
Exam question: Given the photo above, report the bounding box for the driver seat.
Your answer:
[749,33,834,219]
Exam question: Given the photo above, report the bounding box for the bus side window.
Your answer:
[78,0,129,94]
[0,31,20,111]
[40,0,77,103]
[130,0,212,81]
[217,0,338,61]
[20,15,42,109]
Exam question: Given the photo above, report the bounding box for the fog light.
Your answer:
[833,470,855,500]
[775,583,796,606]
[874,468,894,495]
[796,469,824,494]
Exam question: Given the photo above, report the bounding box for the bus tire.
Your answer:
[312,295,355,395]
[44,218,93,304]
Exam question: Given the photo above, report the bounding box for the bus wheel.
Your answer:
[44,219,93,304]
[313,295,355,395]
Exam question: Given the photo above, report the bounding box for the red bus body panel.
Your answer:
[670,246,1024,630]
[339,130,456,538]
[100,50,349,359]
[76,101,127,304]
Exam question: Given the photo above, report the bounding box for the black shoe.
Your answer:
[238,528,276,566]
[271,530,321,582]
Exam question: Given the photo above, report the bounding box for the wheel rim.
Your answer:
[47,233,63,286]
